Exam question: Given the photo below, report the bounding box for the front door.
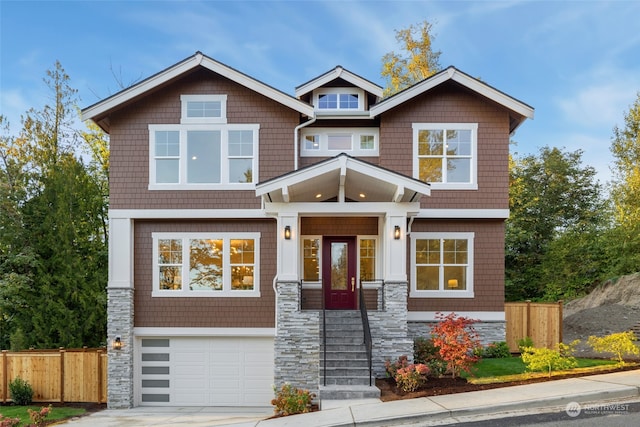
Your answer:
[323,236,357,310]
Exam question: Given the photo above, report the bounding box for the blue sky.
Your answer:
[2,0,640,184]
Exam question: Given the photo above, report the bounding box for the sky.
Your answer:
[2,0,640,185]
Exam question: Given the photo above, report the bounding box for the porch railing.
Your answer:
[321,279,327,387]
[358,279,373,386]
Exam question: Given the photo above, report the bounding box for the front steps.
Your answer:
[319,310,380,401]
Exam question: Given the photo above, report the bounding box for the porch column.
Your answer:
[107,216,135,409]
[278,214,298,281]
[384,215,407,282]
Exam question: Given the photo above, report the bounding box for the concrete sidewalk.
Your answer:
[63,369,640,427]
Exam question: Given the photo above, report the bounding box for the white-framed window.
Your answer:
[300,128,379,157]
[412,123,478,190]
[358,237,377,282]
[314,88,364,111]
[302,236,321,283]
[411,232,474,298]
[152,232,260,297]
[149,123,259,190]
[180,95,227,124]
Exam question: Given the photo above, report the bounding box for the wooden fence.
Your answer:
[0,348,107,403]
[505,301,563,353]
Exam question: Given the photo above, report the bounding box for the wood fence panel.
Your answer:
[0,349,107,403]
[505,301,563,352]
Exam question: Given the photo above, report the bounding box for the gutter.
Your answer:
[294,117,316,170]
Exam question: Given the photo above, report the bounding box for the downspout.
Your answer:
[273,274,279,337]
[294,117,316,170]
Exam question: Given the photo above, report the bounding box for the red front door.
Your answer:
[323,236,357,310]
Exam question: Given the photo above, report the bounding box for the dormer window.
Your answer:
[314,88,364,112]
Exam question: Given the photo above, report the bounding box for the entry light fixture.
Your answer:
[284,225,291,240]
[112,336,122,350]
[394,225,401,240]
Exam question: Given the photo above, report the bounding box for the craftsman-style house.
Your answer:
[81,51,533,409]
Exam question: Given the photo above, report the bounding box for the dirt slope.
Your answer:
[562,273,640,359]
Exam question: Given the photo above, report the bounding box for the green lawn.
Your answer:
[0,405,86,426]
[462,356,619,380]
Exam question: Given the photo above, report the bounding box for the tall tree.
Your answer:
[506,146,605,301]
[381,20,442,97]
[607,92,640,275]
[0,63,108,349]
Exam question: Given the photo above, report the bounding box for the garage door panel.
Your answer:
[139,336,274,407]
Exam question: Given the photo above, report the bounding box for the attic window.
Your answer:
[181,95,227,124]
[314,88,364,111]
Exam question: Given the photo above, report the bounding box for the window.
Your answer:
[412,123,478,190]
[302,237,321,282]
[300,128,379,157]
[411,232,474,298]
[315,88,363,111]
[359,238,376,281]
[153,233,260,297]
[149,124,259,190]
[181,95,227,124]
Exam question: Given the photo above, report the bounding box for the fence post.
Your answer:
[525,300,532,344]
[558,300,563,344]
[97,349,103,404]
[60,349,65,403]
[2,350,6,403]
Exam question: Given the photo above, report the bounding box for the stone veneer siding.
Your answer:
[368,282,414,376]
[274,281,320,394]
[408,320,506,347]
[107,288,134,409]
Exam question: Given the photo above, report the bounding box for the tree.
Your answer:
[381,20,441,97]
[0,63,108,349]
[506,146,605,301]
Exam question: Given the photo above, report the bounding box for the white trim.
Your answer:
[81,52,314,123]
[295,66,383,99]
[370,66,534,121]
[416,209,510,219]
[180,94,227,124]
[412,123,478,190]
[313,87,365,112]
[134,327,276,336]
[152,232,260,297]
[109,209,266,220]
[300,127,379,157]
[407,311,505,322]
[410,231,475,298]
[263,202,421,216]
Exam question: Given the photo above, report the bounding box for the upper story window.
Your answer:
[313,88,365,112]
[181,95,227,124]
[300,128,379,157]
[149,123,259,190]
[411,232,474,298]
[152,232,260,297]
[412,123,478,190]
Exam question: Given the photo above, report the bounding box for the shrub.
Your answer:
[271,383,315,416]
[483,341,512,359]
[9,377,33,405]
[0,415,20,427]
[28,405,52,427]
[520,341,579,377]
[394,363,430,393]
[385,354,410,379]
[414,338,448,377]
[588,331,640,364]
[517,336,534,352]
[430,312,481,378]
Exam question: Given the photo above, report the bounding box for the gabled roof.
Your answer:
[370,66,535,133]
[256,153,430,204]
[295,66,383,99]
[81,52,315,132]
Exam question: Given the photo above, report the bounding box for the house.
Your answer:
[81,51,533,409]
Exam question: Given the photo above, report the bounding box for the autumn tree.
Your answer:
[381,20,442,97]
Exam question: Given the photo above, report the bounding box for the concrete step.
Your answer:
[322,366,372,377]
[319,384,380,401]
[321,375,373,386]
[322,343,367,352]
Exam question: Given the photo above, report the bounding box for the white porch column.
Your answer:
[109,217,134,289]
[278,213,299,281]
[384,215,407,282]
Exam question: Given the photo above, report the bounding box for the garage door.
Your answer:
[138,336,274,406]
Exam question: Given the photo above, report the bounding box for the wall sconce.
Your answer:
[447,279,459,288]
[284,225,291,240]
[394,225,401,240]
[112,336,122,350]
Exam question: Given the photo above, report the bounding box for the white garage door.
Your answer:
[138,336,274,406]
